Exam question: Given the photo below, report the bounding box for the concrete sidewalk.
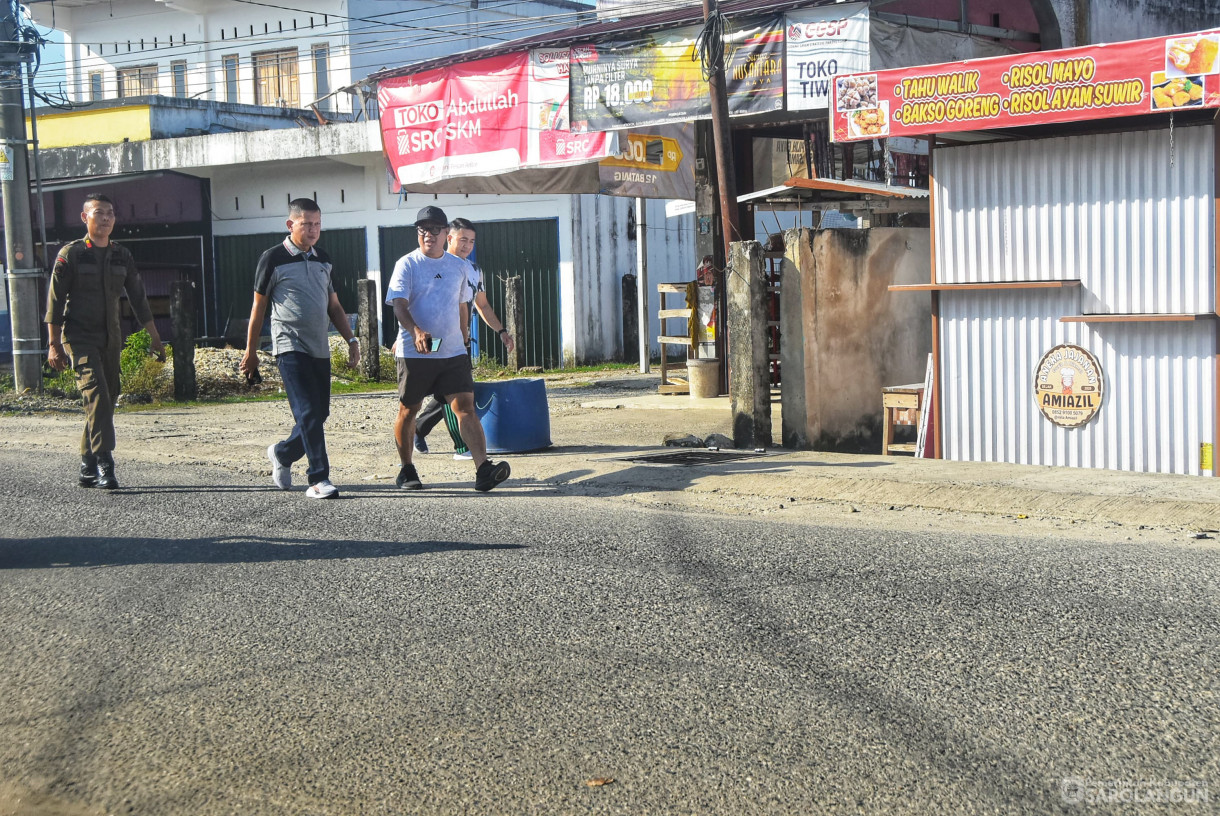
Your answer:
[561,390,1220,536]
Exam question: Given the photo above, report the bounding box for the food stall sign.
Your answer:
[1034,344,1105,429]
[832,28,1220,142]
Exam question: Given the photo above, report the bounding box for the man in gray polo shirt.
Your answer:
[240,198,359,499]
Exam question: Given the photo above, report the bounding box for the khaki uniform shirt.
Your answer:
[44,238,154,348]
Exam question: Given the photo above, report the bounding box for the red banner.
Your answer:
[832,29,1220,142]
[379,53,528,185]
[378,51,610,186]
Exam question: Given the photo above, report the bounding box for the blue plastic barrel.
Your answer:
[473,378,552,453]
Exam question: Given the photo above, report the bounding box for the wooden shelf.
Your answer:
[658,308,693,319]
[658,335,694,346]
[1060,313,1218,323]
[889,280,1081,292]
[657,283,691,294]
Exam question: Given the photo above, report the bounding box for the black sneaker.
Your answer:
[96,453,119,490]
[79,454,98,488]
[396,463,423,490]
[413,434,429,454]
[474,460,510,492]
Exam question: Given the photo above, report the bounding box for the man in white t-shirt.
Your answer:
[413,217,516,459]
[385,205,510,492]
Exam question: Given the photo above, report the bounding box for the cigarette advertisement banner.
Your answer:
[378,51,610,186]
[831,28,1220,142]
[570,15,783,133]
[785,3,869,111]
[598,124,696,200]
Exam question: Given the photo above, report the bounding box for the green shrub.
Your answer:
[329,337,397,383]
[119,330,171,402]
[43,363,80,399]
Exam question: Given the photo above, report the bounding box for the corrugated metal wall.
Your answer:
[572,195,696,363]
[936,124,1217,476]
[935,125,1216,314]
[940,290,1216,475]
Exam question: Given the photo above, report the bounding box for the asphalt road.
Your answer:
[1,449,1216,816]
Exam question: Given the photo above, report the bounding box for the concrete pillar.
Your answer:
[504,276,524,371]
[356,279,379,382]
[171,280,197,401]
[727,240,771,449]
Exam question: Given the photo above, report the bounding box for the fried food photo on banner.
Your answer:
[1166,35,1220,76]
[1151,72,1205,109]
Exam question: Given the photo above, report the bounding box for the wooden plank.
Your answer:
[658,335,693,345]
[657,283,690,294]
[887,443,917,454]
[659,383,690,394]
[659,308,694,319]
[883,393,920,409]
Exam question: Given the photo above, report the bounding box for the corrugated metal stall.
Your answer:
[934,124,1218,475]
[940,289,1216,474]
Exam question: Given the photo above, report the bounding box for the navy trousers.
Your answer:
[274,351,332,485]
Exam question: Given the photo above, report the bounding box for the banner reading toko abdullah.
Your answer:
[831,28,1220,142]
[378,51,609,186]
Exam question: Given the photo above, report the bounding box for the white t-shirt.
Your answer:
[385,248,473,359]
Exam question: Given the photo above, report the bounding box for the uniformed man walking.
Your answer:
[45,193,164,490]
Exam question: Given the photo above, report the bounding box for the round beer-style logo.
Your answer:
[1034,344,1104,428]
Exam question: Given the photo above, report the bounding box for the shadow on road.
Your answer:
[539,452,896,498]
[0,535,522,569]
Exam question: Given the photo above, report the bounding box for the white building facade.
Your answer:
[30,0,591,115]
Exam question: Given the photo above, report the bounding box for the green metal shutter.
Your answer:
[473,219,561,369]
[214,229,367,339]
[378,219,561,368]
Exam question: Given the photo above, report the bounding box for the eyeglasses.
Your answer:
[417,225,445,236]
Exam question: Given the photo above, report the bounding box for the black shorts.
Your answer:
[396,355,475,407]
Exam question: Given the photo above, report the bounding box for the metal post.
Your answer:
[635,197,650,373]
[0,8,41,392]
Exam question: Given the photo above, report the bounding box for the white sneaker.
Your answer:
[268,444,291,490]
[305,479,339,499]
[453,450,473,460]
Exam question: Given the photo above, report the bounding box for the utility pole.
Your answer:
[701,0,739,265]
[700,0,738,392]
[0,0,41,392]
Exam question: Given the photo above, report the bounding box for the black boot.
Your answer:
[79,454,98,488]
[96,453,119,490]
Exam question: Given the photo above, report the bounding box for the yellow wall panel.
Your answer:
[25,106,153,148]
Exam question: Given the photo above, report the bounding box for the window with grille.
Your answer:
[253,49,299,107]
[117,65,158,98]
[171,61,187,97]
[223,55,239,103]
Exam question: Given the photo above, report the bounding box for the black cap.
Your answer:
[414,205,449,227]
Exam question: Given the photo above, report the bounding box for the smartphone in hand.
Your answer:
[429,337,443,353]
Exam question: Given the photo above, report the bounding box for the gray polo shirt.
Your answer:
[254,237,335,359]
